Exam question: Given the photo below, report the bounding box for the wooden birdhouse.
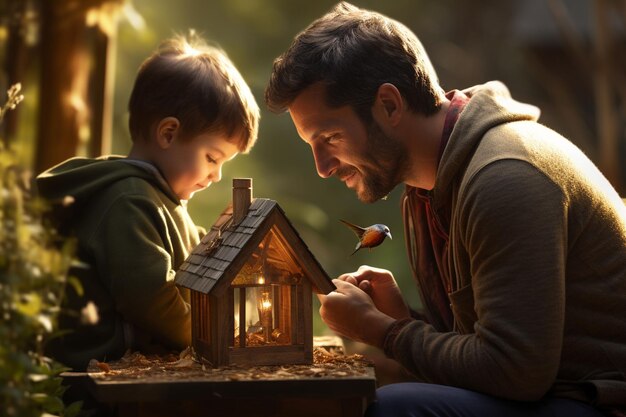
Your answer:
[175,178,335,367]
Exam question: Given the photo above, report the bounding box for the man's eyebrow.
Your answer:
[310,129,324,142]
[309,127,332,142]
[298,128,321,144]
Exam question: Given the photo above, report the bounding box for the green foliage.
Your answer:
[0,84,82,417]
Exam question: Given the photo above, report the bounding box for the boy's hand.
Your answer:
[336,265,411,320]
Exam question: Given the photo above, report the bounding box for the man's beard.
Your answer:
[339,119,409,203]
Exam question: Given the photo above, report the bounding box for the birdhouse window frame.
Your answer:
[230,282,299,349]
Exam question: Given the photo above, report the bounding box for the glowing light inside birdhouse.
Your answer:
[257,276,265,285]
[258,289,273,342]
[260,293,272,310]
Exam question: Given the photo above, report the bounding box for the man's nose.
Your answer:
[312,146,336,179]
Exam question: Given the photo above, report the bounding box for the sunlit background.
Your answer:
[1,0,625,340]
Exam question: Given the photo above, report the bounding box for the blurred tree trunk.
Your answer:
[35,0,121,174]
[546,0,625,193]
[592,0,621,192]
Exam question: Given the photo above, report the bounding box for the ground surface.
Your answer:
[86,340,373,383]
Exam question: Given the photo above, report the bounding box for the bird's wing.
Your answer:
[340,219,366,238]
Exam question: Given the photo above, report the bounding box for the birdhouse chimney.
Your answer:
[233,178,252,225]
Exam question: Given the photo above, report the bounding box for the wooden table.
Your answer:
[62,340,377,417]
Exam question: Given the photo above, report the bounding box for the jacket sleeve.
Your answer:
[391,160,566,401]
[89,193,191,351]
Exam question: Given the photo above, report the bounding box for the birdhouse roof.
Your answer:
[175,198,334,296]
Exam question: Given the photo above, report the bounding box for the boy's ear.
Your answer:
[155,117,181,149]
[373,83,403,127]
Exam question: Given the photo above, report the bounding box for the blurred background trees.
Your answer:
[1,0,625,337]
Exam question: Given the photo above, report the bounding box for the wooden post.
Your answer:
[232,178,252,225]
[35,0,120,174]
[87,22,117,159]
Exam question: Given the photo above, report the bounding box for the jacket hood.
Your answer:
[36,156,180,228]
[433,81,541,209]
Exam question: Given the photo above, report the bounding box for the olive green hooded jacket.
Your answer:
[37,157,201,370]
[396,81,626,407]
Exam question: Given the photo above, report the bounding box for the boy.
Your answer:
[37,34,259,370]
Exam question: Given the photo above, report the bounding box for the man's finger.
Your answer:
[345,275,357,286]
[331,279,358,294]
[336,273,357,285]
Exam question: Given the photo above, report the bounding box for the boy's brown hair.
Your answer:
[129,33,259,152]
[265,2,443,123]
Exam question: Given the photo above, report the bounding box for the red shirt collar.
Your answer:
[437,90,470,164]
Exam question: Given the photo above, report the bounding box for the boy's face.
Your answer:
[158,131,239,201]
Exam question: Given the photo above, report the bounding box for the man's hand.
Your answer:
[337,265,411,320]
[318,279,396,347]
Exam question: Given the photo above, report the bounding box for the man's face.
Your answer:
[288,83,408,203]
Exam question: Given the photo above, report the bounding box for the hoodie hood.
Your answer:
[36,156,180,228]
[433,81,541,209]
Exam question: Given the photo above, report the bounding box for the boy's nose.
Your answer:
[210,166,223,183]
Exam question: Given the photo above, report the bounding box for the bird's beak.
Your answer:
[386,231,392,240]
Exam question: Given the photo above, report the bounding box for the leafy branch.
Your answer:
[0,83,24,123]
[0,83,82,417]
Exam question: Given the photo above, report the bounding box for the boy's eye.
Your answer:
[324,134,339,144]
[206,155,217,164]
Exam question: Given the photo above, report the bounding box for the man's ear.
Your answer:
[373,83,403,127]
[155,117,181,149]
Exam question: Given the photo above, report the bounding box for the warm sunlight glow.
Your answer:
[67,91,90,143]
[122,2,146,31]
[86,2,124,37]
[182,41,202,57]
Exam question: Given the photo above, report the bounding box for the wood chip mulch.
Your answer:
[87,346,373,383]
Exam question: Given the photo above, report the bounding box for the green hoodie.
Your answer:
[37,156,201,370]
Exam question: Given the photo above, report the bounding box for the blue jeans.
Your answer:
[365,383,605,417]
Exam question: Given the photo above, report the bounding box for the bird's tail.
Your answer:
[340,219,365,238]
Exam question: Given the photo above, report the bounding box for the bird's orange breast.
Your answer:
[361,229,386,247]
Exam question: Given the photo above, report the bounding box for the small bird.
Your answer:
[340,219,392,256]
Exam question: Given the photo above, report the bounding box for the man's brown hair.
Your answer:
[265,2,443,122]
[129,33,259,152]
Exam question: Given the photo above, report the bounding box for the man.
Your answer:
[265,2,626,416]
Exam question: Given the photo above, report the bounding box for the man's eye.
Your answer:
[206,155,217,164]
[325,134,339,144]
